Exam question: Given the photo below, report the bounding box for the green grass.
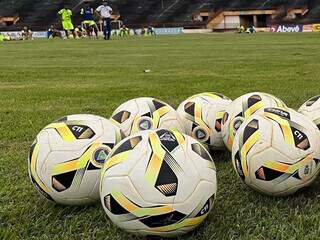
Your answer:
[1,33,320,240]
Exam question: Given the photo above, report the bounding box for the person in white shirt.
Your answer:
[95,0,113,40]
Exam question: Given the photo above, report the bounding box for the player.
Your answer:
[0,32,4,42]
[95,0,113,40]
[74,25,87,38]
[141,27,146,36]
[81,1,99,38]
[237,25,245,33]
[119,25,130,37]
[246,26,256,34]
[21,26,33,40]
[147,26,156,36]
[47,25,62,39]
[58,5,76,39]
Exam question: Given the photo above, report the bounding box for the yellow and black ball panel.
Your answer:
[52,170,76,192]
[215,114,224,133]
[156,129,182,153]
[148,99,167,113]
[103,189,215,233]
[103,135,143,174]
[191,143,212,163]
[51,143,107,193]
[245,94,262,113]
[108,136,142,160]
[145,130,183,197]
[263,108,311,151]
[233,119,260,182]
[254,156,320,183]
[111,110,131,124]
[44,122,96,141]
[184,102,196,117]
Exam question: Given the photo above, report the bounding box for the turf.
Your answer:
[1,33,320,240]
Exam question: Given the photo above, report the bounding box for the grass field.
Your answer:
[1,33,320,240]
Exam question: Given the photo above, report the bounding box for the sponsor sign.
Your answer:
[155,27,183,35]
[2,31,20,39]
[270,25,303,33]
[303,24,313,32]
[183,29,212,34]
[32,31,48,38]
[2,31,50,39]
[312,23,320,32]
[134,27,183,35]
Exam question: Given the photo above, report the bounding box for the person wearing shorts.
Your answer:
[81,1,99,38]
[58,5,76,39]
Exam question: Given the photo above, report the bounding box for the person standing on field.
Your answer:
[81,1,99,38]
[95,0,113,40]
[58,4,76,39]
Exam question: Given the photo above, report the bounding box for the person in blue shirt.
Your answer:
[47,25,62,39]
[81,1,99,38]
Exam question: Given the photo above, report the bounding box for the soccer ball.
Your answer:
[299,95,320,130]
[28,114,124,205]
[176,92,232,150]
[110,97,185,137]
[232,107,320,196]
[221,92,287,151]
[111,97,184,136]
[100,129,217,237]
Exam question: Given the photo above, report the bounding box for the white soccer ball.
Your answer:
[299,95,320,129]
[110,97,185,136]
[28,114,124,205]
[176,92,232,150]
[100,129,217,237]
[232,107,320,196]
[221,92,287,151]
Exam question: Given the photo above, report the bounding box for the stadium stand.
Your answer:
[0,0,319,30]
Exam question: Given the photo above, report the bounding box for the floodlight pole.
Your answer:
[161,0,164,9]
